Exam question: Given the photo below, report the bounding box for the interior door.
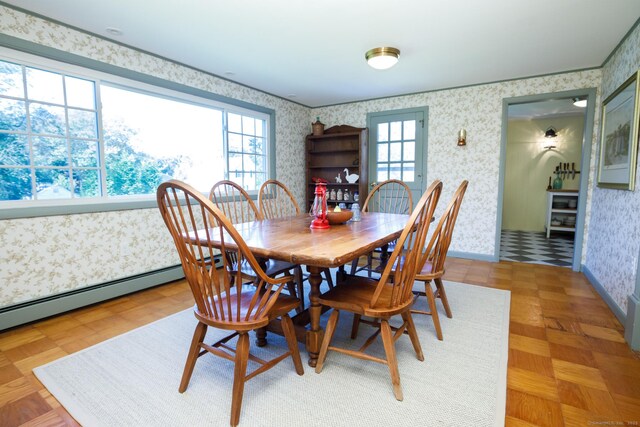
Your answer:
[368,109,426,206]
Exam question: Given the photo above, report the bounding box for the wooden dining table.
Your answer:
[209,212,410,366]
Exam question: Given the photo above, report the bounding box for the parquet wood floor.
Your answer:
[0,259,639,426]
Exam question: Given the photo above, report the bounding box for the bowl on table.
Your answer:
[327,209,353,224]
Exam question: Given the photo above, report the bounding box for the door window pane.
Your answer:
[403,163,415,181]
[404,141,415,161]
[389,163,402,180]
[390,121,402,141]
[377,123,388,142]
[389,142,402,161]
[377,143,388,162]
[403,120,415,140]
[377,165,389,182]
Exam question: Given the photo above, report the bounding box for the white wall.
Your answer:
[503,116,584,232]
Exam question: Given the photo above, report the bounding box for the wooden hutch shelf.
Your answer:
[305,125,368,210]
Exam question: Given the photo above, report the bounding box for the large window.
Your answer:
[0,49,271,205]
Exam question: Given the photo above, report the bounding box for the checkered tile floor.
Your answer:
[500,230,574,267]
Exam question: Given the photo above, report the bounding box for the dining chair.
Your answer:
[157,180,304,427]
[411,180,468,340]
[349,179,413,277]
[315,180,442,401]
[258,179,334,304]
[210,180,303,309]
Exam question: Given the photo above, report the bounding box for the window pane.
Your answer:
[403,120,415,140]
[0,134,29,165]
[253,137,265,155]
[32,136,68,166]
[255,155,266,173]
[68,109,97,138]
[390,121,402,141]
[228,133,242,152]
[0,60,24,98]
[377,123,388,142]
[377,143,388,162]
[229,152,242,176]
[404,141,415,161]
[228,112,241,133]
[389,142,402,161]
[101,84,224,194]
[403,162,415,181]
[71,139,99,167]
[35,168,70,199]
[242,116,255,135]
[377,164,389,182]
[29,103,66,135]
[0,98,27,131]
[72,169,100,197]
[389,162,401,180]
[65,76,95,109]
[0,167,32,200]
[255,121,263,137]
[244,135,259,153]
[243,154,254,173]
[26,67,64,104]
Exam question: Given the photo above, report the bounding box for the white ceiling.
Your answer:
[4,0,640,107]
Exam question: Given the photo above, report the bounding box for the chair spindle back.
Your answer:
[209,180,262,225]
[258,179,300,219]
[363,179,413,214]
[157,180,290,326]
[371,180,442,309]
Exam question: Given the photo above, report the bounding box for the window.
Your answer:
[0,49,272,207]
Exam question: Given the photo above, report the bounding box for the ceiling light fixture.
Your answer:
[545,127,558,138]
[365,47,400,70]
[572,97,587,108]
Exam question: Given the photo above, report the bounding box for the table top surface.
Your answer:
[211,212,409,268]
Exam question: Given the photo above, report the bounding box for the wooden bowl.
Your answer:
[327,210,353,225]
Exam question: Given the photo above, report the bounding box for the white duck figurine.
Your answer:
[343,168,359,184]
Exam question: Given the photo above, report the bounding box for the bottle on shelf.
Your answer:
[330,188,336,201]
[343,189,350,201]
[351,203,361,222]
[354,191,359,202]
[336,188,343,201]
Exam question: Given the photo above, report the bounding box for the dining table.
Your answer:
[209,211,410,367]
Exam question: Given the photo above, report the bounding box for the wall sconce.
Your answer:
[572,97,587,108]
[457,129,467,146]
[543,127,557,150]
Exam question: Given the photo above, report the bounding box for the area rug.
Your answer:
[34,281,510,426]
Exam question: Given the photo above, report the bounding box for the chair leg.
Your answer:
[322,268,334,290]
[281,314,304,375]
[367,252,373,278]
[350,314,361,339]
[425,281,443,341]
[349,257,359,275]
[435,278,452,318]
[230,332,250,427]
[402,311,424,361]
[315,309,340,373]
[294,266,305,311]
[179,321,208,393]
[380,319,402,401]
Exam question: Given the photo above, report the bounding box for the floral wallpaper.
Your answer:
[0,5,631,316]
[312,70,602,259]
[585,23,640,313]
[0,6,309,307]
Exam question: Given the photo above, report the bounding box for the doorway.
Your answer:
[366,107,428,205]
[496,89,596,271]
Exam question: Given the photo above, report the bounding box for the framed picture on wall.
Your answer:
[597,70,640,190]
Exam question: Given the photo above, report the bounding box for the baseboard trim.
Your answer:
[582,264,626,325]
[448,250,496,263]
[0,265,185,332]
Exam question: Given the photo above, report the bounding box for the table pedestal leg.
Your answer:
[255,327,267,347]
[305,265,324,367]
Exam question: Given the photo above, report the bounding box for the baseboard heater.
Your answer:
[0,256,220,332]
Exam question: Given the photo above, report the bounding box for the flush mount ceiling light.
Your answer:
[105,27,123,36]
[545,127,558,138]
[572,97,587,107]
[365,47,400,70]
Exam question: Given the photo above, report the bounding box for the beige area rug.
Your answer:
[34,281,510,427]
